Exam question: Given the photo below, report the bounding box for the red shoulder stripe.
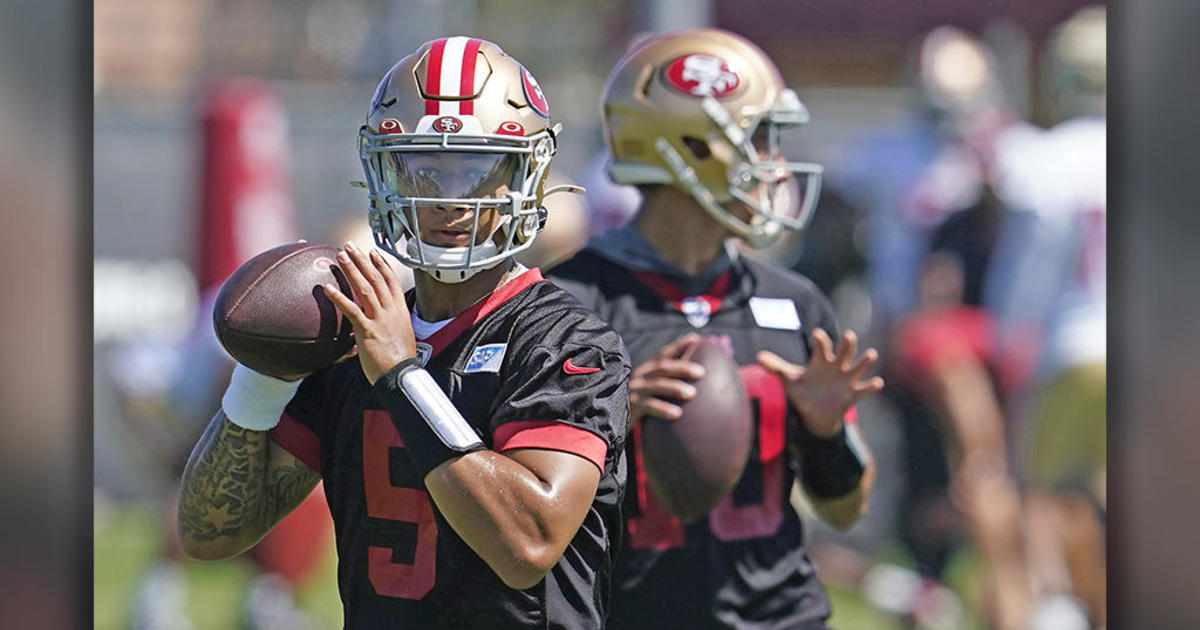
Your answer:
[493,420,608,473]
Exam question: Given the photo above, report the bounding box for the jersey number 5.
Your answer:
[626,365,787,549]
[363,410,437,599]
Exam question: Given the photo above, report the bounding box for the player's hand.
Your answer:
[629,333,706,423]
[323,241,416,385]
[756,328,884,438]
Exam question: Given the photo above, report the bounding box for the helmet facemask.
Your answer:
[359,125,557,283]
[653,89,823,249]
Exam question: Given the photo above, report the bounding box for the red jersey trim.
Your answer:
[270,413,322,474]
[416,267,544,359]
[634,270,732,315]
[493,420,608,473]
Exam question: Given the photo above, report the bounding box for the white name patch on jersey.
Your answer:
[464,343,507,373]
[749,297,801,330]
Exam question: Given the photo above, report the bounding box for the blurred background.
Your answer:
[88,1,1117,628]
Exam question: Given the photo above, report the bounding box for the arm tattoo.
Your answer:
[178,412,319,545]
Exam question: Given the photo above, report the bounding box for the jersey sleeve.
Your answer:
[488,309,630,473]
[269,368,330,473]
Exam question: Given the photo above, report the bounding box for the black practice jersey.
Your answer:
[550,249,845,630]
[270,269,630,629]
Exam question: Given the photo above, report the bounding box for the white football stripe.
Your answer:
[438,36,469,115]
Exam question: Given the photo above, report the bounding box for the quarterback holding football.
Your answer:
[550,28,883,629]
[178,37,630,629]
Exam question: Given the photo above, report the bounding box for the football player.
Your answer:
[177,37,630,629]
[548,29,883,629]
[984,7,1108,627]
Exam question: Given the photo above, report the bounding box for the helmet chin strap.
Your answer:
[405,238,504,284]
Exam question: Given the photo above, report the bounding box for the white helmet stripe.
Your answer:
[437,36,470,115]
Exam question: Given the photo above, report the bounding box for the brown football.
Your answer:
[641,335,753,523]
[213,242,354,379]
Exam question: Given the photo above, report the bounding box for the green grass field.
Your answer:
[94,501,342,630]
[95,498,985,629]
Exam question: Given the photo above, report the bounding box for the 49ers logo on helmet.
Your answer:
[664,54,741,98]
[433,116,463,133]
[520,66,550,119]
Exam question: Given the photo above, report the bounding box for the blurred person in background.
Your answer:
[841,25,1017,340]
[877,8,1108,628]
[550,28,884,629]
[843,19,1019,587]
[984,5,1107,628]
[177,37,631,629]
[109,80,336,630]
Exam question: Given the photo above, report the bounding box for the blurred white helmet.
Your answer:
[1044,5,1106,122]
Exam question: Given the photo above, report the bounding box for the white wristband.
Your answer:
[221,363,303,431]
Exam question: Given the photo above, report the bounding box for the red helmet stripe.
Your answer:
[459,38,483,115]
[424,38,448,116]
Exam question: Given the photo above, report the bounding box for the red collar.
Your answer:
[633,270,732,316]
[413,267,544,358]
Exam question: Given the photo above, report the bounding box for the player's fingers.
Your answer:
[811,328,837,364]
[851,376,886,399]
[630,394,683,421]
[369,248,407,306]
[346,241,392,309]
[848,347,879,381]
[632,356,705,380]
[632,377,698,402]
[323,283,367,330]
[646,359,706,381]
[337,248,379,317]
[835,330,857,369]
[756,350,804,380]
[659,333,702,360]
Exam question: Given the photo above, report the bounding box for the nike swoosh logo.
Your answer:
[563,357,601,375]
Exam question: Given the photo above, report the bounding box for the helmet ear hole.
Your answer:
[682,136,712,160]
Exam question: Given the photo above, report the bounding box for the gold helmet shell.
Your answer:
[358,37,565,283]
[602,28,823,247]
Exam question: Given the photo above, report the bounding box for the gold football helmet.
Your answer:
[602,28,822,247]
[358,37,573,282]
